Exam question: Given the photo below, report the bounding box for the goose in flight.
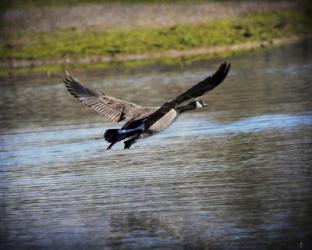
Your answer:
[64,62,231,149]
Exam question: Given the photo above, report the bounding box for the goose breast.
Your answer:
[149,109,178,133]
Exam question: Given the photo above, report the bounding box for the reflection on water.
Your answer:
[1,41,312,249]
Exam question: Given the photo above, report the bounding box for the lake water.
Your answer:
[1,41,312,249]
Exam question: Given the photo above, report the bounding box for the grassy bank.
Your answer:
[1,10,311,75]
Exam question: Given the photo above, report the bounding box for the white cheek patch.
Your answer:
[196,101,203,108]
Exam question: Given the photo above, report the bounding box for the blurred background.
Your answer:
[0,0,311,76]
[1,1,312,250]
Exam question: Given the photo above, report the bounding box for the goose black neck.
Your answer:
[176,103,196,113]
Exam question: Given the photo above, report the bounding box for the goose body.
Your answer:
[148,109,178,134]
[64,62,230,149]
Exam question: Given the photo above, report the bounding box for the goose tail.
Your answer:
[104,129,124,143]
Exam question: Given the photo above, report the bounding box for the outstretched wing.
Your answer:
[144,62,231,128]
[64,72,153,123]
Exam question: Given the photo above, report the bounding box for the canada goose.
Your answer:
[64,62,231,149]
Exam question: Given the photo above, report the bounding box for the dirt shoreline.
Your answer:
[1,1,295,34]
[0,36,305,69]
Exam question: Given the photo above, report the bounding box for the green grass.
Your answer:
[1,10,310,60]
[0,10,311,76]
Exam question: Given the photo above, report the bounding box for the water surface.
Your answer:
[1,41,312,249]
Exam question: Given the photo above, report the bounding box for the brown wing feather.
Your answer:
[63,72,154,123]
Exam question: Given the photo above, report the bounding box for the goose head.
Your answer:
[191,99,208,109]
